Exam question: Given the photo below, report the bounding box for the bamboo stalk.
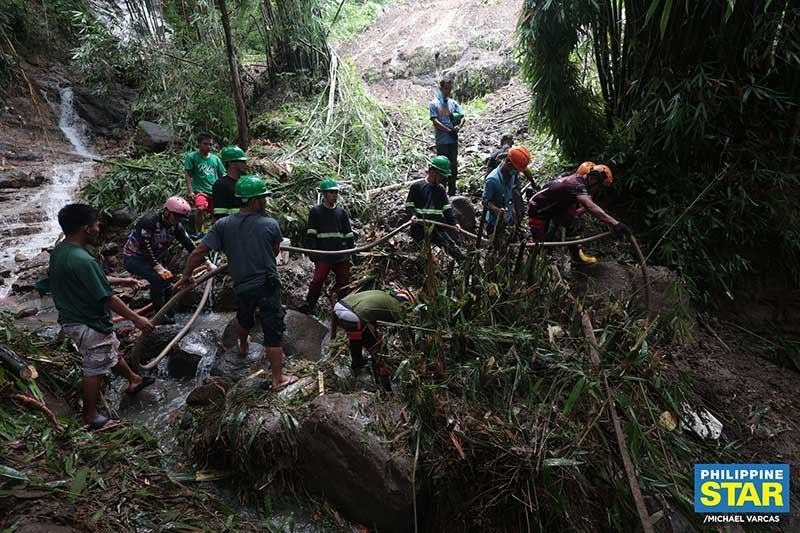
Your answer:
[0,344,38,380]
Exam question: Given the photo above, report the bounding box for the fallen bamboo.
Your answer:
[579,313,653,533]
[141,272,215,370]
[0,344,38,380]
[365,180,418,201]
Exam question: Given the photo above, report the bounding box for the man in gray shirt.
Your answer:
[182,175,297,391]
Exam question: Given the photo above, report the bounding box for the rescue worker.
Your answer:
[429,77,464,196]
[299,178,354,315]
[50,203,155,430]
[482,146,532,237]
[184,133,225,235]
[122,196,196,324]
[527,163,629,245]
[212,146,249,221]
[406,156,464,260]
[485,133,514,176]
[182,176,297,392]
[333,288,416,391]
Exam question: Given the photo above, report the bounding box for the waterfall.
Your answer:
[0,87,97,297]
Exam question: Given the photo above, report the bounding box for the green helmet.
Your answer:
[235,175,269,199]
[319,178,340,192]
[451,112,463,126]
[429,155,451,177]
[220,145,249,164]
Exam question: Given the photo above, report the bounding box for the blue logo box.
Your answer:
[694,464,790,513]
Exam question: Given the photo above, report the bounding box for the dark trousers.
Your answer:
[122,254,172,310]
[436,143,458,196]
[306,260,351,309]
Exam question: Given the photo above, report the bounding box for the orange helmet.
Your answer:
[507,146,531,171]
[589,164,613,187]
[577,161,595,175]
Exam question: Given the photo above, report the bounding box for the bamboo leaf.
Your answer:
[724,0,736,23]
[645,0,663,27]
[69,467,89,502]
[543,458,584,467]
[0,464,28,481]
[659,0,673,37]
[563,377,586,416]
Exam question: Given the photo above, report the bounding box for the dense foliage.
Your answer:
[518,0,800,300]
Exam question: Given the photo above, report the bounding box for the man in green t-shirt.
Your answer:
[184,132,225,234]
[332,288,416,391]
[50,204,156,431]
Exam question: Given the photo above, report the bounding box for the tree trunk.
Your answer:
[217,0,250,149]
[0,344,38,380]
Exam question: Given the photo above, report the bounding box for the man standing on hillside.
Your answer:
[406,156,464,260]
[184,133,225,235]
[429,78,465,196]
[212,146,249,221]
[182,176,297,392]
[50,204,155,431]
[299,179,354,315]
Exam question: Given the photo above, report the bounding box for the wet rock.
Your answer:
[210,343,264,381]
[32,324,63,344]
[110,206,135,227]
[167,329,218,379]
[129,324,184,368]
[298,393,414,533]
[0,169,46,188]
[136,120,174,153]
[15,253,29,263]
[16,523,76,533]
[119,379,167,410]
[11,251,50,293]
[186,376,231,407]
[283,310,328,361]
[221,310,329,361]
[450,196,477,233]
[278,257,315,310]
[71,85,136,136]
[14,306,38,319]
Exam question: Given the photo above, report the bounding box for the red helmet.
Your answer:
[507,146,531,172]
[164,196,191,216]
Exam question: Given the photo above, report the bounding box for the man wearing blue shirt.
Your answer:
[482,146,531,237]
[429,78,465,196]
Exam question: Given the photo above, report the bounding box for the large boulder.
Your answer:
[572,262,690,320]
[109,206,135,227]
[130,327,217,377]
[449,196,477,233]
[167,328,219,379]
[298,393,415,533]
[71,85,136,136]
[0,169,46,188]
[283,309,328,360]
[221,310,329,361]
[136,120,174,153]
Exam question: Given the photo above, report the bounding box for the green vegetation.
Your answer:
[518,0,800,300]
[326,0,394,43]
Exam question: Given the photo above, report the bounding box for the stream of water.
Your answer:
[0,87,97,297]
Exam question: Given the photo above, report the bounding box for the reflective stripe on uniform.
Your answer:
[415,207,445,215]
[317,232,346,239]
[213,207,240,214]
[307,228,318,234]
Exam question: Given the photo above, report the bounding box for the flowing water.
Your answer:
[0,87,97,297]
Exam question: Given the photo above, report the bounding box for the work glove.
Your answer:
[612,223,630,240]
[451,126,460,136]
[154,263,174,281]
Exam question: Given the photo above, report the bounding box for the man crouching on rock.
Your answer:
[50,204,156,431]
[181,175,298,392]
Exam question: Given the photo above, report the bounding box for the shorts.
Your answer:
[236,279,286,348]
[529,216,548,241]
[193,192,213,212]
[62,324,120,377]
